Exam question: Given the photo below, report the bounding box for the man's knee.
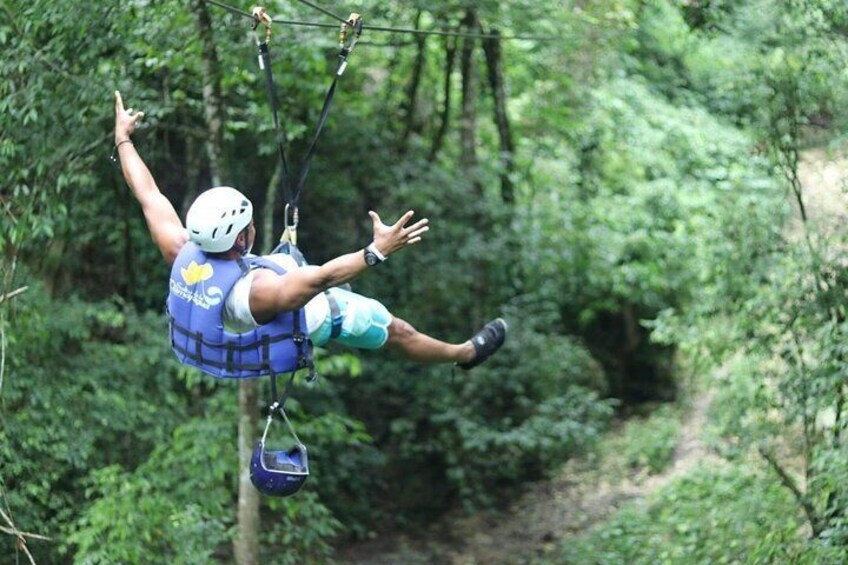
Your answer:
[387,317,417,345]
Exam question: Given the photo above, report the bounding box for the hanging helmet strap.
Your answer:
[250,7,363,247]
[267,370,303,446]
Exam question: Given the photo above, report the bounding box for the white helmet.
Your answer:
[186,186,253,253]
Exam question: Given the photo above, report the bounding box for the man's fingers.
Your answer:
[115,90,124,112]
[406,236,422,245]
[368,210,382,226]
[133,112,145,124]
[404,218,429,233]
[392,210,415,229]
[406,225,429,240]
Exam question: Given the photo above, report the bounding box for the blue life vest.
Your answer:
[166,242,312,378]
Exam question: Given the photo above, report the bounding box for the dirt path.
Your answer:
[337,391,718,565]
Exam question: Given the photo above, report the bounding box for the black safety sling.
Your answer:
[250,6,362,414]
[252,7,363,248]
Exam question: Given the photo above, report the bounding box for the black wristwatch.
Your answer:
[363,243,386,266]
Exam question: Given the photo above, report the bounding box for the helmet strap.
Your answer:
[232,225,253,256]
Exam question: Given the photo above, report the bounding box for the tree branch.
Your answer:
[1,506,50,565]
[0,286,28,305]
[398,10,427,155]
[481,28,516,204]
[0,525,51,542]
[758,446,820,535]
[428,35,457,163]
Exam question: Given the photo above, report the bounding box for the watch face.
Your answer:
[365,250,379,265]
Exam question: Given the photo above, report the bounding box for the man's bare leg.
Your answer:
[385,317,475,364]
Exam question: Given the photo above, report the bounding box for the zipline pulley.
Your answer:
[251,6,273,42]
[337,12,363,75]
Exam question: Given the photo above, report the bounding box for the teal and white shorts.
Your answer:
[310,287,393,349]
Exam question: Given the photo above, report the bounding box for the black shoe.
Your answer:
[458,318,508,370]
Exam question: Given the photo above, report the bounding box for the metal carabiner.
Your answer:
[284,203,299,232]
[339,12,363,52]
[280,203,299,245]
[336,13,363,76]
[251,6,272,44]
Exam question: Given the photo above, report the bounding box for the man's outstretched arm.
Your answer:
[114,91,188,265]
[249,210,429,320]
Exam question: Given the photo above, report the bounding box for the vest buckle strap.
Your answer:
[325,290,343,339]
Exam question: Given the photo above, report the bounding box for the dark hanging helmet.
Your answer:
[250,441,308,497]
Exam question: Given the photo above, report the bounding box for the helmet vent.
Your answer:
[211,227,218,239]
[225,225,233,235]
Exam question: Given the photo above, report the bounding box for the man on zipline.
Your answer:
[113,91,507,371]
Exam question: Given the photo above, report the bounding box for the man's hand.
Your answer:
[251,211,430,315]
[368,210,430,256]
[114,90,144,144]
[113,89,187,265]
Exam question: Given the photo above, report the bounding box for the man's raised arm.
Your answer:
[249,210,429,320]
[114,90,188,265]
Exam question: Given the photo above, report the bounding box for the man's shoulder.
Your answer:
[248,253,302,272]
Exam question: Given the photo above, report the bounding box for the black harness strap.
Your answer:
[254,10,363,211]
[257,41,292,205]
[270,370,297,417]
[289,53,343,207]
[170,320,300,350]
[173,342,272,372]
[194,330,204,363]
[325,290,344,339]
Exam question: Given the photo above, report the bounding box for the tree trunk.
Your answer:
[261,162,281,254]
[428,35,457,162]
[399,11,427,154]
[235,380,261,565]
[458,9,486,323]
[180,135,202,221]
[482,30,516,204]
[194,0,224,186]
[458,9,479,178]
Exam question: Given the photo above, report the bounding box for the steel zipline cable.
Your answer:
[203,0,563,42]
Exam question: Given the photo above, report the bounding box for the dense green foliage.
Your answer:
[550,1,848,563]
[2,0,848,562]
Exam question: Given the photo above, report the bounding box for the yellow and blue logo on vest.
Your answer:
[181,261,214,285]
[170,261,224,310]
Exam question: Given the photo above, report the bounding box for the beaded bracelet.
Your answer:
[109,139,133,163]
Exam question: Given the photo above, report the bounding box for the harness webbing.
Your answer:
[169,319,310,372]
[257,41,292,205]
[254,10,362,214]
